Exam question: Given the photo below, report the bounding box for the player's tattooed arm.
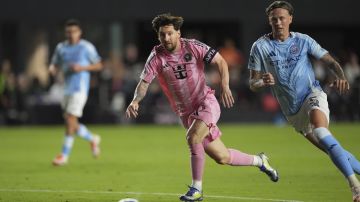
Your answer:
[249,70,263,92]
[211,53,234,108]
[126,80,149,118]
[320,53,350,94]
[321,53,346,80]
[133,80,150,103]
[249,70,275,92]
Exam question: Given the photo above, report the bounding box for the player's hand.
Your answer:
[70,64,85,73]
[220,85,234,108]
[126,101,140,119]
[262,73,275,86]
[48,65,57,76]
[329,79,350,95]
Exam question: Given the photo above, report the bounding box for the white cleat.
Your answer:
[258,152,279,182]
[91,135,101,158]
[52,154,68,166]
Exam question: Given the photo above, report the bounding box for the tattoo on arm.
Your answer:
[321,53,346,80]
[133,80,150,103]
[249,70,263,91]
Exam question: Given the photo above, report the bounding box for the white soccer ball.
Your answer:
[118,198,139,202]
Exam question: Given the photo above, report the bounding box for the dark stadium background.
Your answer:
[1,0,360,125]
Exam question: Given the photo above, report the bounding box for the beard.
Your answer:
[164,41,177,52]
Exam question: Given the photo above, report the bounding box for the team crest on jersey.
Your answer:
[184,53,192,62]
[290,44,299,55]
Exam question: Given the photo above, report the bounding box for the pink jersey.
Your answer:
[140,38,217,116]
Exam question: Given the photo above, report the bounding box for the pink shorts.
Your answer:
[180,93,222,144]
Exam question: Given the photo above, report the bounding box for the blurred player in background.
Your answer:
[126,13,279,201]
[248,1,360,201]
[49,19,102,166]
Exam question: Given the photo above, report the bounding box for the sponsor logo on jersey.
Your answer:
[173,65,187,79]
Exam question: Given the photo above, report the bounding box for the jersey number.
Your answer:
[309,96,320,107]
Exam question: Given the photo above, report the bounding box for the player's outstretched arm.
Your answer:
[71,61,103,73]
[249,70,275,92]
[125,80,150,119]
[320,53,350,95]
[211,53,234,108]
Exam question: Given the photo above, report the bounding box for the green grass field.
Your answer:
[0,123,359,202]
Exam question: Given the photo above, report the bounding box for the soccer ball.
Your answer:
[118,198,139,202]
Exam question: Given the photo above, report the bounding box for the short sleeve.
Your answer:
[85,43,101,64]
[50,44,62,66]
[248,42,262,72]
[305,35,328,59]
[189,39,217,64]
[140,50,159,83]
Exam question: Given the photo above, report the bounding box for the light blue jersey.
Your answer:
[248,32,328,116]
[51,39,101,95]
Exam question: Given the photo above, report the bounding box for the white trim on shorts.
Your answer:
[61,93,88,117]
[286,90,330,136]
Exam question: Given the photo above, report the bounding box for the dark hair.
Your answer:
[266,1,294,16]
[65,19,81,28]
[152,13,184,33]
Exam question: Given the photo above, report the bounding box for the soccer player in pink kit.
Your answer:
[126,13,279,201]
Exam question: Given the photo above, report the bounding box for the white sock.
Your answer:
[77,124,94,142]
[62,135,74,158]
[348,174,360,188]
[253,155,263,167]
[191,180,202,191]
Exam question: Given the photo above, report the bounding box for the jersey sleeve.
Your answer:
[85,42,101,64]
[140,50,159,83]
[189,39,217,64]
[50,44,62,66]
[248,42,262,72]
[305,34,328,59]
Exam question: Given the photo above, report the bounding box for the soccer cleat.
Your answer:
[91,135,101,158]
[352,186,360,202]
[179,186,203,201]
[52,154,68,166]
[258,152,279,182]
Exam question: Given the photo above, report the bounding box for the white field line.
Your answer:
[0,188,304,202]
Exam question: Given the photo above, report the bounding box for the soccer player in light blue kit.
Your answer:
[248,1,360,201]
[49,19,103,166]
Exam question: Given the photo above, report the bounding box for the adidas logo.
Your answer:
[269,51,276,57]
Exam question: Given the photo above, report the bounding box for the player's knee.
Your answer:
[65,120,78,135]
[187,135,202,145]
[186,131,203,145]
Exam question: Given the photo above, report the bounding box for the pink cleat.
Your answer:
[91,135,101,158]
[52,154,68,166]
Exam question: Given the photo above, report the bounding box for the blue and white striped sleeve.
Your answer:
[248,42,262,72]
[85,42,101,64]
[306,34,328,59]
